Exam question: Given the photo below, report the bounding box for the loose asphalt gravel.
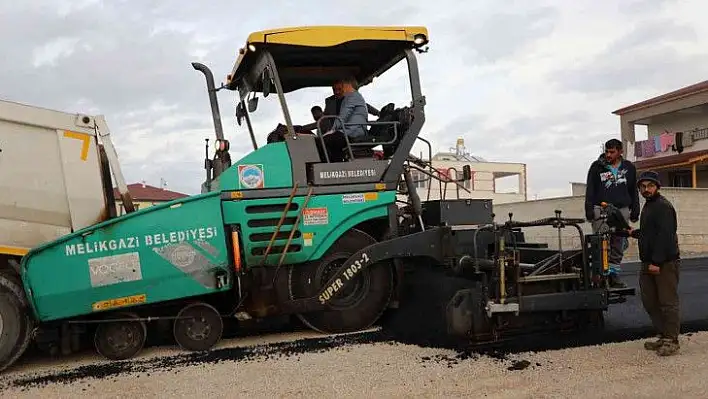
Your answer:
[1,257,708,398]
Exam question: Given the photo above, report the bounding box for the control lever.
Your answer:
[555,209,564,271]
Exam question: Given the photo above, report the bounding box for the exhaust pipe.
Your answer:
[192,62,225,141]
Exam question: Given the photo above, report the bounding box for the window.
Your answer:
[668,171,692,188]
[410,171,427,188]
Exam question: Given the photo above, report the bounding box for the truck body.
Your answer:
[0,99,137,369]
[0,99,133,258]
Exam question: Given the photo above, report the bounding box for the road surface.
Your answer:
[1,257,707,397]
[608,257,708,332]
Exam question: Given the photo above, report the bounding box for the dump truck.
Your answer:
[0,25,635,372]
[0,99,139,369]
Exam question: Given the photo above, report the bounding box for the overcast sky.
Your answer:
[2,0,707,198]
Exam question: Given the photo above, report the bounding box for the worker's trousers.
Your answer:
[640,260,681,340]
[590,205,630,275]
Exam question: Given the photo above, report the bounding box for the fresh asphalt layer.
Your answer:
[2,257,707,390]
[606,256,708,331]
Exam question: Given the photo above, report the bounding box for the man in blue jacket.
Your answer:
[584,139,640,288]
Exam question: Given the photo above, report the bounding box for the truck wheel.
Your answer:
[288,228,393,334]
[0,272,34,372]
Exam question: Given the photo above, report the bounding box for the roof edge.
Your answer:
[112,183,189,202]
[612,80,708,116]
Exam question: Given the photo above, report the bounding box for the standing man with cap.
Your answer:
[585,138,640,288]
[627,170,681,356]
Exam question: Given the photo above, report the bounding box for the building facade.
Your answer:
[407,138,528,204]
[614,80,708,188]
[113,182,188,215]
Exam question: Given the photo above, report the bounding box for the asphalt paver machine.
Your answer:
[0,25,635,372]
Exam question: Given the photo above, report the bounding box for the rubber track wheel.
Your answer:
[0,272,34,372]
[288,228,393,334]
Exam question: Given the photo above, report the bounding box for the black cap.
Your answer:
[637,170,661,188]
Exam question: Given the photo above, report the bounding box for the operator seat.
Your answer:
[381,105,412,158]
[346,102,396,159]
[346,102,413,160]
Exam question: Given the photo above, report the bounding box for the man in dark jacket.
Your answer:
[627,170,681,356]
[585,139,640,288]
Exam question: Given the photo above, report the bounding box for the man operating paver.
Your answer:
[627,170,681,356]
[585,139,640,288]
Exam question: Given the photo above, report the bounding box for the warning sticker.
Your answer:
[342,192,378,204]
[303,208,328,225]
[342,194,364,204]
[303,232,314,247]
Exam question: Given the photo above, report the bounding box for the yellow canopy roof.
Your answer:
[225,25,429,93]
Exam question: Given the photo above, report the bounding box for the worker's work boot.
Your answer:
[644,336,664,350]
[608,273,627,289]
[657,339,680,356]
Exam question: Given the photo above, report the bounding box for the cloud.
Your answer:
[616,0,675,15]
[2,0,708,200]
[458,5,559,64]
[552,17,703,96]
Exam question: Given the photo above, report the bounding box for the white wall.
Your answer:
[493,187,708,260]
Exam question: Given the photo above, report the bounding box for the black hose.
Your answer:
[504,217,586,228]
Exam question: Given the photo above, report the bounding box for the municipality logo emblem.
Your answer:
[239,165,264,188]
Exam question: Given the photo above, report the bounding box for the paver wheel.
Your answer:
[0,270,34,372]
[173,302,223,352]
[94,312,146,361]
[288,228,394,334]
